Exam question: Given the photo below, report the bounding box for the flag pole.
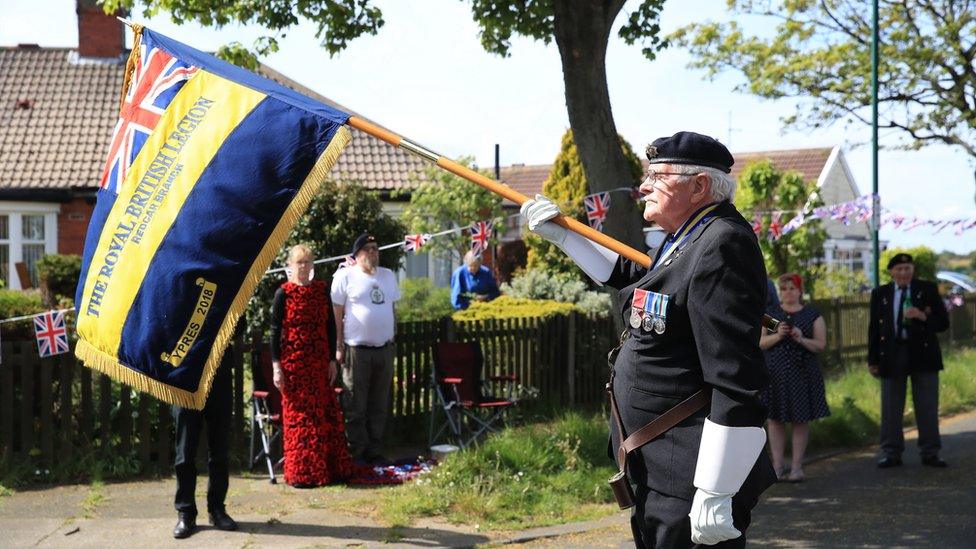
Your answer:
[346,116,781,331]
[346,116,650,267]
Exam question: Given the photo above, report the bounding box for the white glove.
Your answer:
[520,194,567,244]
[689,418,766,545]
[689,489,740,545]
[520,194,618,283]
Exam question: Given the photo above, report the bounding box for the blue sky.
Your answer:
[2,0,974,253]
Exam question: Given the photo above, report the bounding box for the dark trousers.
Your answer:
[630,485,752,549]
[173,363,232,516]
[880,345,942,459]
[341,344,395,459]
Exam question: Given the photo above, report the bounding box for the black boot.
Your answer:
[173,512,197,539]
[209,508,238,531]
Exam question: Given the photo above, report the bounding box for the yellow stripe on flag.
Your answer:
[77,71,266,356]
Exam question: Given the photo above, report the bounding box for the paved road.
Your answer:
[510,410,976,549]
[2,411,973,548]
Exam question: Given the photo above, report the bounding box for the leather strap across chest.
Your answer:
[607,376,710,477]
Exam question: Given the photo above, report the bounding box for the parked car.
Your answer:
[937,271,975,309]
[937,271,976,293]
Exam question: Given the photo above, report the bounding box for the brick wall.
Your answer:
[76,0,125,58]
[58,197,94,255]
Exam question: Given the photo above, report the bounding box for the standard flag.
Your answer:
[34,311,70,358]
[75,26,352,409]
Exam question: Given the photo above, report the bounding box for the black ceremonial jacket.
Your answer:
[607,200,775,502]
[867,279,948,377]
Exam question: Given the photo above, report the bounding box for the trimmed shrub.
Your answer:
[452,296,575,321]
[0,289,46,339]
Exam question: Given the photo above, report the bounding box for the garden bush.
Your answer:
[36,254,82,306]
[452,296,575,321]
[398,278,453,321]
[501,268,611,317]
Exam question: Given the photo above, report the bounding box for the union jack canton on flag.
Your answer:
[34,311,70,358]
[99,41,198,193]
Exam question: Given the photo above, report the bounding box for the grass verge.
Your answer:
[810,345,976,452]
[375,411,616,531]
[375,346,976,531]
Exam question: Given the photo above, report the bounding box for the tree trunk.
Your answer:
[553,0,644,250]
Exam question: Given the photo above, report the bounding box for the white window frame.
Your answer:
[0,202,60,290]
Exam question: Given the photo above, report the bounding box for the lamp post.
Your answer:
[871,0,880,287]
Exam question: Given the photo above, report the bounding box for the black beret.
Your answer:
[645,131,734,173]
[351,232,376,256]
[887,253,913,270]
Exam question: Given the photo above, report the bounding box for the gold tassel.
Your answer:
[118,26,143,114]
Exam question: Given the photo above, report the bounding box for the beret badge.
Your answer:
[645,145,659,159]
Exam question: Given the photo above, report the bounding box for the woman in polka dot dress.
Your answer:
[760,273,830,482]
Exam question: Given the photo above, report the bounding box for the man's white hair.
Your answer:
[463,250,482,266]
[672,164,737,203]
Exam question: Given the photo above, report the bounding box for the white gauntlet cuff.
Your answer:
[693,418,766,494]
[557,231,618,284]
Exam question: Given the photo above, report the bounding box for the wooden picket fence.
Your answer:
[811,294,976,368]
[2,295,974,476]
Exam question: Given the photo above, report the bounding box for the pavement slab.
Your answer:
[2,411,975,548]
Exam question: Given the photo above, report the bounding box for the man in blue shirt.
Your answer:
[451,251,501,309]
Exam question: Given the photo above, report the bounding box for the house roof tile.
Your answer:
[0,46,427,192]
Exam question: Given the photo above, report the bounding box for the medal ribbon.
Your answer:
[643,292,670,319]
[653,203,720,269]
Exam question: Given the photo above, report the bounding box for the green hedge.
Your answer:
[451,295,575,321]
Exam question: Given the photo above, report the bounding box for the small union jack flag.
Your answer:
[769,211,783,240]
[751,214,762,236]
[470,220,493,255]
[584,192,611,231]
[98,40,198,194]
[404,233,432,254]
[34,311,69,358]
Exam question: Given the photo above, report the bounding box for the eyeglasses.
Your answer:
[644,170,698,184]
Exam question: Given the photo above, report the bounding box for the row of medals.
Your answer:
[630,308,665,334]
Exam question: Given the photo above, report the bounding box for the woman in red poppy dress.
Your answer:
[270,244,354,487]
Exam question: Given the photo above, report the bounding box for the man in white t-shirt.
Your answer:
[331,233,401,463]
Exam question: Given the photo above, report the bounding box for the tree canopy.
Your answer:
[244,180,404,336]
[671,1,976,202]
[734,159,826,294]
[527,129,642,275]
[399,157,505,261]
[880,246,938,284]
[105,0,674,246]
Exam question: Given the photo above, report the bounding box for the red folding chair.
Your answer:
[249,347,283,483]
[428,341,518,448]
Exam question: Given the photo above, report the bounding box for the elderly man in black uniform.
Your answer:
[522,131,774,547]
[869,253,949,468]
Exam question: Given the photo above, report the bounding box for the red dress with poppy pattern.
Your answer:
[279,280,354,486]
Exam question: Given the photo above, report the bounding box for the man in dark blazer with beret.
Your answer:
[869,253,949,468]
[522,131,774,548]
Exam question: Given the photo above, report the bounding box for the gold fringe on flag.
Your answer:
[76,127,352,409]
